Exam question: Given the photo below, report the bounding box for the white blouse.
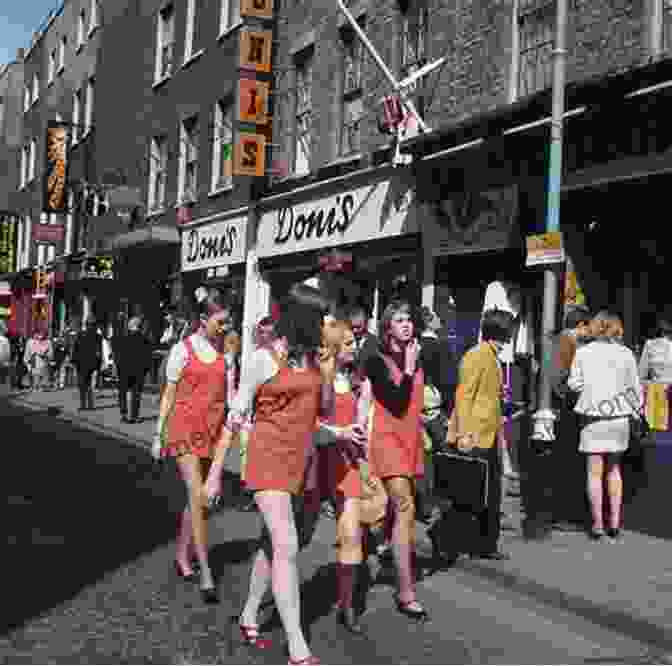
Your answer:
[639,337,672,383]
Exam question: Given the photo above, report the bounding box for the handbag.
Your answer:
[433,449,489,513]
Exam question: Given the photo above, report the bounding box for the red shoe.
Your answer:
[228,616,273,657]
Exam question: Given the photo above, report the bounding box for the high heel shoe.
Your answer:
[394,597,429,622]
[288,656,320,665]
[228,615,273,657]
[174,561,198,583]
[200,586,219,604]
[336,606,364,635]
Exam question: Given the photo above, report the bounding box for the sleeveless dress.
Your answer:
[320,378,362,501]
[244,366,322,494]
[165,337,229,459]
[368,357,425,480]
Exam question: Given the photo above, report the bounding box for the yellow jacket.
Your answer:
[455,342,503,450]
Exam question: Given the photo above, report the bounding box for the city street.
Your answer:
[2,392,672,664]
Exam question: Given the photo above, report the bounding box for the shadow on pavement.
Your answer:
[0,401,235,637]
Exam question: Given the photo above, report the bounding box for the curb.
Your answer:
[454,555,672,656]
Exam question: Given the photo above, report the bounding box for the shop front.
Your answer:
[251,165,421,341]
[180,209,249,329]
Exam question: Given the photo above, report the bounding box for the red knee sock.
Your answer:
[336,563,358,610]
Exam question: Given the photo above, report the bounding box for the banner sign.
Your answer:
[33,223,65,243]
[239,30,273,72]
[234,132,266,177]
[43,123,70,214]
[238,79,270,125]
[181,215,248,271]
[525,231,565,267]
[241,0,274,19]
[564,256,586,309]
[0,214,17,274]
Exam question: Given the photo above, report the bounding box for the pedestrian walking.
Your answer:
[206,284,339,665]
[116,317,153,423]
[568,311,643,541]
[348,304,378,372]
[315,320,374,635]
[24,331,53,391]
[0,321,11,391]
[153,288,235,604]
[453,308,515,560]
[50,332,69,390]
[363,299,429,621]
[12,335,28,390]
[72,319,103,410]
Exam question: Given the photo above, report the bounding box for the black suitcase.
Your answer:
[427,506,481,569]
[433,449,489,513]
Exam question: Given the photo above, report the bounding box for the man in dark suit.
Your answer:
[116,316,153,423]
[72,318,103,410]
[348,305,379,372]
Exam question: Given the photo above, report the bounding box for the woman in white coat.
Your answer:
[568,312,643,541]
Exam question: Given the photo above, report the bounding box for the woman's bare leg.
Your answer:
[587,454,605,531]
[175,508,195,574]
[606,454,624,530]
[336,498,363,612]
[176,454,214,589]
[255,490,312,663]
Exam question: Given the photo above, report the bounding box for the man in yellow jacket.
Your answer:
[455,308,514,560]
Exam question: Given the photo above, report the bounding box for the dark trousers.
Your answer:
[119,373,145,419]
[472,446,502,553]
[77,369,96,410]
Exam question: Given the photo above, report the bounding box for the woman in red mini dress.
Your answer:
[204,285,341,666]
[153,288,235,604]
[364,300,428,621]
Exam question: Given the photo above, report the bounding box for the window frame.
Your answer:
[516,0,555,99]
[31,73,40,105]
[293,49,314,177]
[219,0,242,37]
[77,9,87,51]
[148,135,168,212]
[339,26,364,157]
[178,116,199,203]
[58,35,67,73]
[84,77,95,136]
[23,85,31,113]
[184,0,205,64]
[211,99,234,193]
[154,4,175,85]
[48,49,57,84]
[72,88,82,144]
[400,2,428,84]
[28,138,37,182]
[89,0,100,36]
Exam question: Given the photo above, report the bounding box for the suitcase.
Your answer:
[433,449,489,514]
[427,506,481,567]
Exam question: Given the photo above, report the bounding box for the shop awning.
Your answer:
[105,223,179,250]
[401,57,672,158]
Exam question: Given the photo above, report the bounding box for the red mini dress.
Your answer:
[320,388,362,501]
[368,359,425,481]
[244,366,322,495]
[165,337,228,459]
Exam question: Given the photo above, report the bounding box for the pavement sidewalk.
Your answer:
[8,385,672,656]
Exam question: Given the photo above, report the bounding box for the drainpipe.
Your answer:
[526,0,569,537]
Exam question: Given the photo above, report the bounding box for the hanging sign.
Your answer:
[525,231,565,267]
[43,123,70,214]
[0,215,17,274]
[564,256,586,309]
[239,30,273,72]
[234,132,266,177]
[238,79,270,125]
[241,0,274,19]
[181,215,247,271]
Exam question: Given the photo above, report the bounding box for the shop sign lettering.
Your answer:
[181,216,247,271]
[274,194,354,245]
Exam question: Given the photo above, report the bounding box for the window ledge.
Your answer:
[174,199,197,208]
[322,153,362,169]
[88,25,99,38]
[57,65,65,75]
[153,74,171,89]
[182,48,205,69]
[208,184,234,197]
[218,21,243,41]
[48,79,54,87]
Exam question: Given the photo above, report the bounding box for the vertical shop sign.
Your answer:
[0,214,17,274]
[234,132,266,177]
[238,79,270,125]
[239,30,273,73]
[241,0,274,19]
[43,123,70,214]
[564,256,586,310]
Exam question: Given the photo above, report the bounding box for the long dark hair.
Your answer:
[274,283,332,365]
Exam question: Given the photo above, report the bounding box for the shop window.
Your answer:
[294,47,313,176]
[340,24,365,157]
[517,0,554,99]
[155,4,175,83]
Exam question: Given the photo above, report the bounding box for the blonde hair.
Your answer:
[590,311,624,340]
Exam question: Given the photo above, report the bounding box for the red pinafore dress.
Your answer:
[320,384,362,501]
[244,366,322,495]
[165,337,228,459]
[368,358,425,480]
